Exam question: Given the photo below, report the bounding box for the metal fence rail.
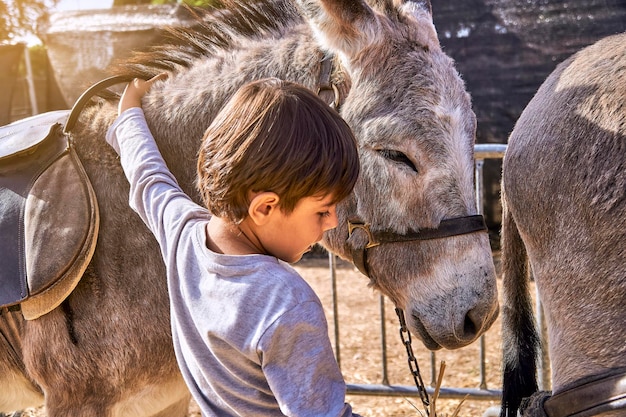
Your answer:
[328,144,509,401]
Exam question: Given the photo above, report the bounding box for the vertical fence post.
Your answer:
[23,44,38,116]
[380,295,389,385]
[474,157,488,390]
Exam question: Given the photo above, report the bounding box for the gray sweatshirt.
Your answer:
[106,108,360,417]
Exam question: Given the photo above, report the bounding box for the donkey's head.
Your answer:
[298,0,499,349]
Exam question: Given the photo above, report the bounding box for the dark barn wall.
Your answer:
[432,0,626,236]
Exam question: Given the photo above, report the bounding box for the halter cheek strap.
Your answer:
[347,215,488,277]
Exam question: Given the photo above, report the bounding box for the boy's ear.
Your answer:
[247,192,280,225]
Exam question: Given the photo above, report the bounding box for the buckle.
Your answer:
[348,221,380,249]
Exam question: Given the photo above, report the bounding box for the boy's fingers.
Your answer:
[131,73,168,93]
[117,73,168,114]
[152,72,169,82]
[144,73,169,87]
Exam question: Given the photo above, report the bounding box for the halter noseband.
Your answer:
[347,215,488,278]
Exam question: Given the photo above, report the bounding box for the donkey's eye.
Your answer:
[377,149,418,173]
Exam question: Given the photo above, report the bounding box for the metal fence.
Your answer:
[326,144,515,404]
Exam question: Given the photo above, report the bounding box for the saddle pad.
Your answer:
[0,115,99,319]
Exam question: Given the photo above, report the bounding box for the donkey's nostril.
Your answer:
[463,311,478,338]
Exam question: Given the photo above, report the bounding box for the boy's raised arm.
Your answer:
[118,73,168,114]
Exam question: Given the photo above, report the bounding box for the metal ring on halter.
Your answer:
[317,83,341,109]
[347,221,380,249]
[317,54,341,109]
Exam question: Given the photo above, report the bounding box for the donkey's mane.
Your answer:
[110,0,301,80]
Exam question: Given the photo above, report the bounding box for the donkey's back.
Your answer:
[500,32,626,416]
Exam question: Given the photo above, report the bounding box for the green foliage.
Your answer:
[6,43,49,78]
[0,0,59,44]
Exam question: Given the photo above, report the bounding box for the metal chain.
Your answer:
[395,308,431,416]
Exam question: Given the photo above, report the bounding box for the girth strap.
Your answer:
[544,368,626,417]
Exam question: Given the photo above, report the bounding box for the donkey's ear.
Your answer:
[295,0,383,60]
[397,0,439,48]
[400,0,432,16]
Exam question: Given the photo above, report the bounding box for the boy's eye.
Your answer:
[319,211,331,218]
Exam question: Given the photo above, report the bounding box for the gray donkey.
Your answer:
[500,32,626,417]
[0,0,498,415]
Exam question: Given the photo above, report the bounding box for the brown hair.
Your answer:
[197,78,359,224]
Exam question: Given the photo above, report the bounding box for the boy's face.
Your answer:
[261,194,338,263]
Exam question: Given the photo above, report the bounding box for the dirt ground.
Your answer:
[21,251,512,417]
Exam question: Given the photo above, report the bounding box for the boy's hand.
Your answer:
[118,73,168,115]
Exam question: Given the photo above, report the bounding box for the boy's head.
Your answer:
[197,78,360,224]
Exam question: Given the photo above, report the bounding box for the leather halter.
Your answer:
[347,215,488,278]
[543,368,626,417]
[317,54,342,109]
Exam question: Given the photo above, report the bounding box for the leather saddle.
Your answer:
[0,75,131,320]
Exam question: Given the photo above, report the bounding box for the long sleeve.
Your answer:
[105,107,209,260]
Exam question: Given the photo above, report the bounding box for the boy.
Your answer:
[106,75,362,416]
